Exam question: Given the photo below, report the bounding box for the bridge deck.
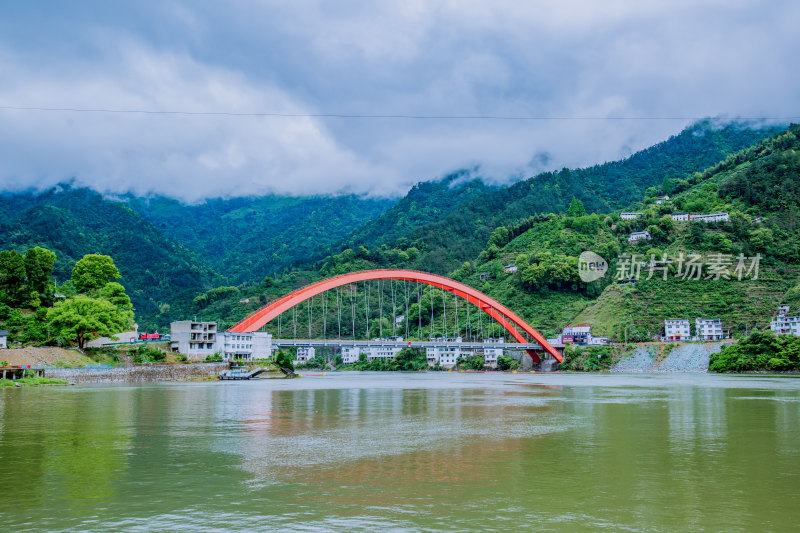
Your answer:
[271,339,565,351]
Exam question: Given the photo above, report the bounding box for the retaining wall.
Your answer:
[45,363,229,384]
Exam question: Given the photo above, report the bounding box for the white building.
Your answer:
[426,337,466,369]
[221,331,272,360]
[368,337,404,360]
[0,330,7,349]
[560,325,591,344]
[670,213,689,221]
[628,231,652,243]
[770,305,800,336]
[654,196,670,204]
[620,212,643,220]
[482,337,504,368]
[295,346,316,364]
[664,319,691,341]
[504,265,518,274]
[170,320,219,360]
[692,212,730,223]
[695,318,724,340]
[341,345,362,364]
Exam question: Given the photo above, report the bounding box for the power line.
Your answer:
[0,105,797,121]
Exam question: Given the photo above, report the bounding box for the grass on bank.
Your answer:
[0,377,69,387]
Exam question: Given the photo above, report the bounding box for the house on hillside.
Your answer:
[670,213,689,221]
[692,212,730,223]
[620,212,643,220]
[504,265,518,274]
[628,231,652,243]
[0,330,7,349]
[770,304,800,336]
[695,318,725,340]
[654,196,670,204]
[664,319,690,341]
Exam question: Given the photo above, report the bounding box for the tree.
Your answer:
[24,247,57,303]
[274,350,295,373]
[567,197,586,217]
[100,282,133,310]
[72,254,121,293]
[0,250,28,307]
[47,295,133,349]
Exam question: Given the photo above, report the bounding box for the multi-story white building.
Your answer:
[221,331,273,360]
[368,337,404,360]
[170,320,274,360]
[628,231,652,243]
[482,337,504,368]
[170,320,219,359]
[691,212,730,223]
[664,319,691,341]
[295,346,316,364]
[695,318,724,340]
[770,305,800,336]
[670,213,689,221]
[620,212,643,220]
[341,345,362,364]
[426,337,466,369]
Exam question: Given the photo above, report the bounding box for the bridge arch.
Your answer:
[229,269,561,363]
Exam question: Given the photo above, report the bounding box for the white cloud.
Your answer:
[0,1,796,200]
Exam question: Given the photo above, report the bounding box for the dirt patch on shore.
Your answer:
[0,347,90,366]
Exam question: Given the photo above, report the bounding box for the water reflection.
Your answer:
[0,373,799,531]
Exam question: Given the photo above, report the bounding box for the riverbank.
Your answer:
[45,362,230,384]
[0,377,68,387]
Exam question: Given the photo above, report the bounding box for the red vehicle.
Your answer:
[139,333,161,341]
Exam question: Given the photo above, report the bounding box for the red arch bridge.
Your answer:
[229,269,563,364]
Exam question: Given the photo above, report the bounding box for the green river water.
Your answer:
[1,372,799,531]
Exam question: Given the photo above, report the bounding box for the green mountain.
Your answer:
[482,124,800,339]
[125,194,395,283]
[333,120,783,275]
[0,186,213,329]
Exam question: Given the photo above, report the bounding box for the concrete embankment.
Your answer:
[46,362,229,384]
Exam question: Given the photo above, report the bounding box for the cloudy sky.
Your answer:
[0,1,797,201]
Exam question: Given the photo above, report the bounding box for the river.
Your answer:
[1,372,799,531]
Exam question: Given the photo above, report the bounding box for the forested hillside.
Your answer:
[0,186,212,329]
[0,120,789,335]
[334,120,782,274]
[126,194,394,283]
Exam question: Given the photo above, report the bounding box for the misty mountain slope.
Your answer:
[126,194,395,283]
[336,171,496,250]
[0,186,214,328]
[336,120,784,275]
